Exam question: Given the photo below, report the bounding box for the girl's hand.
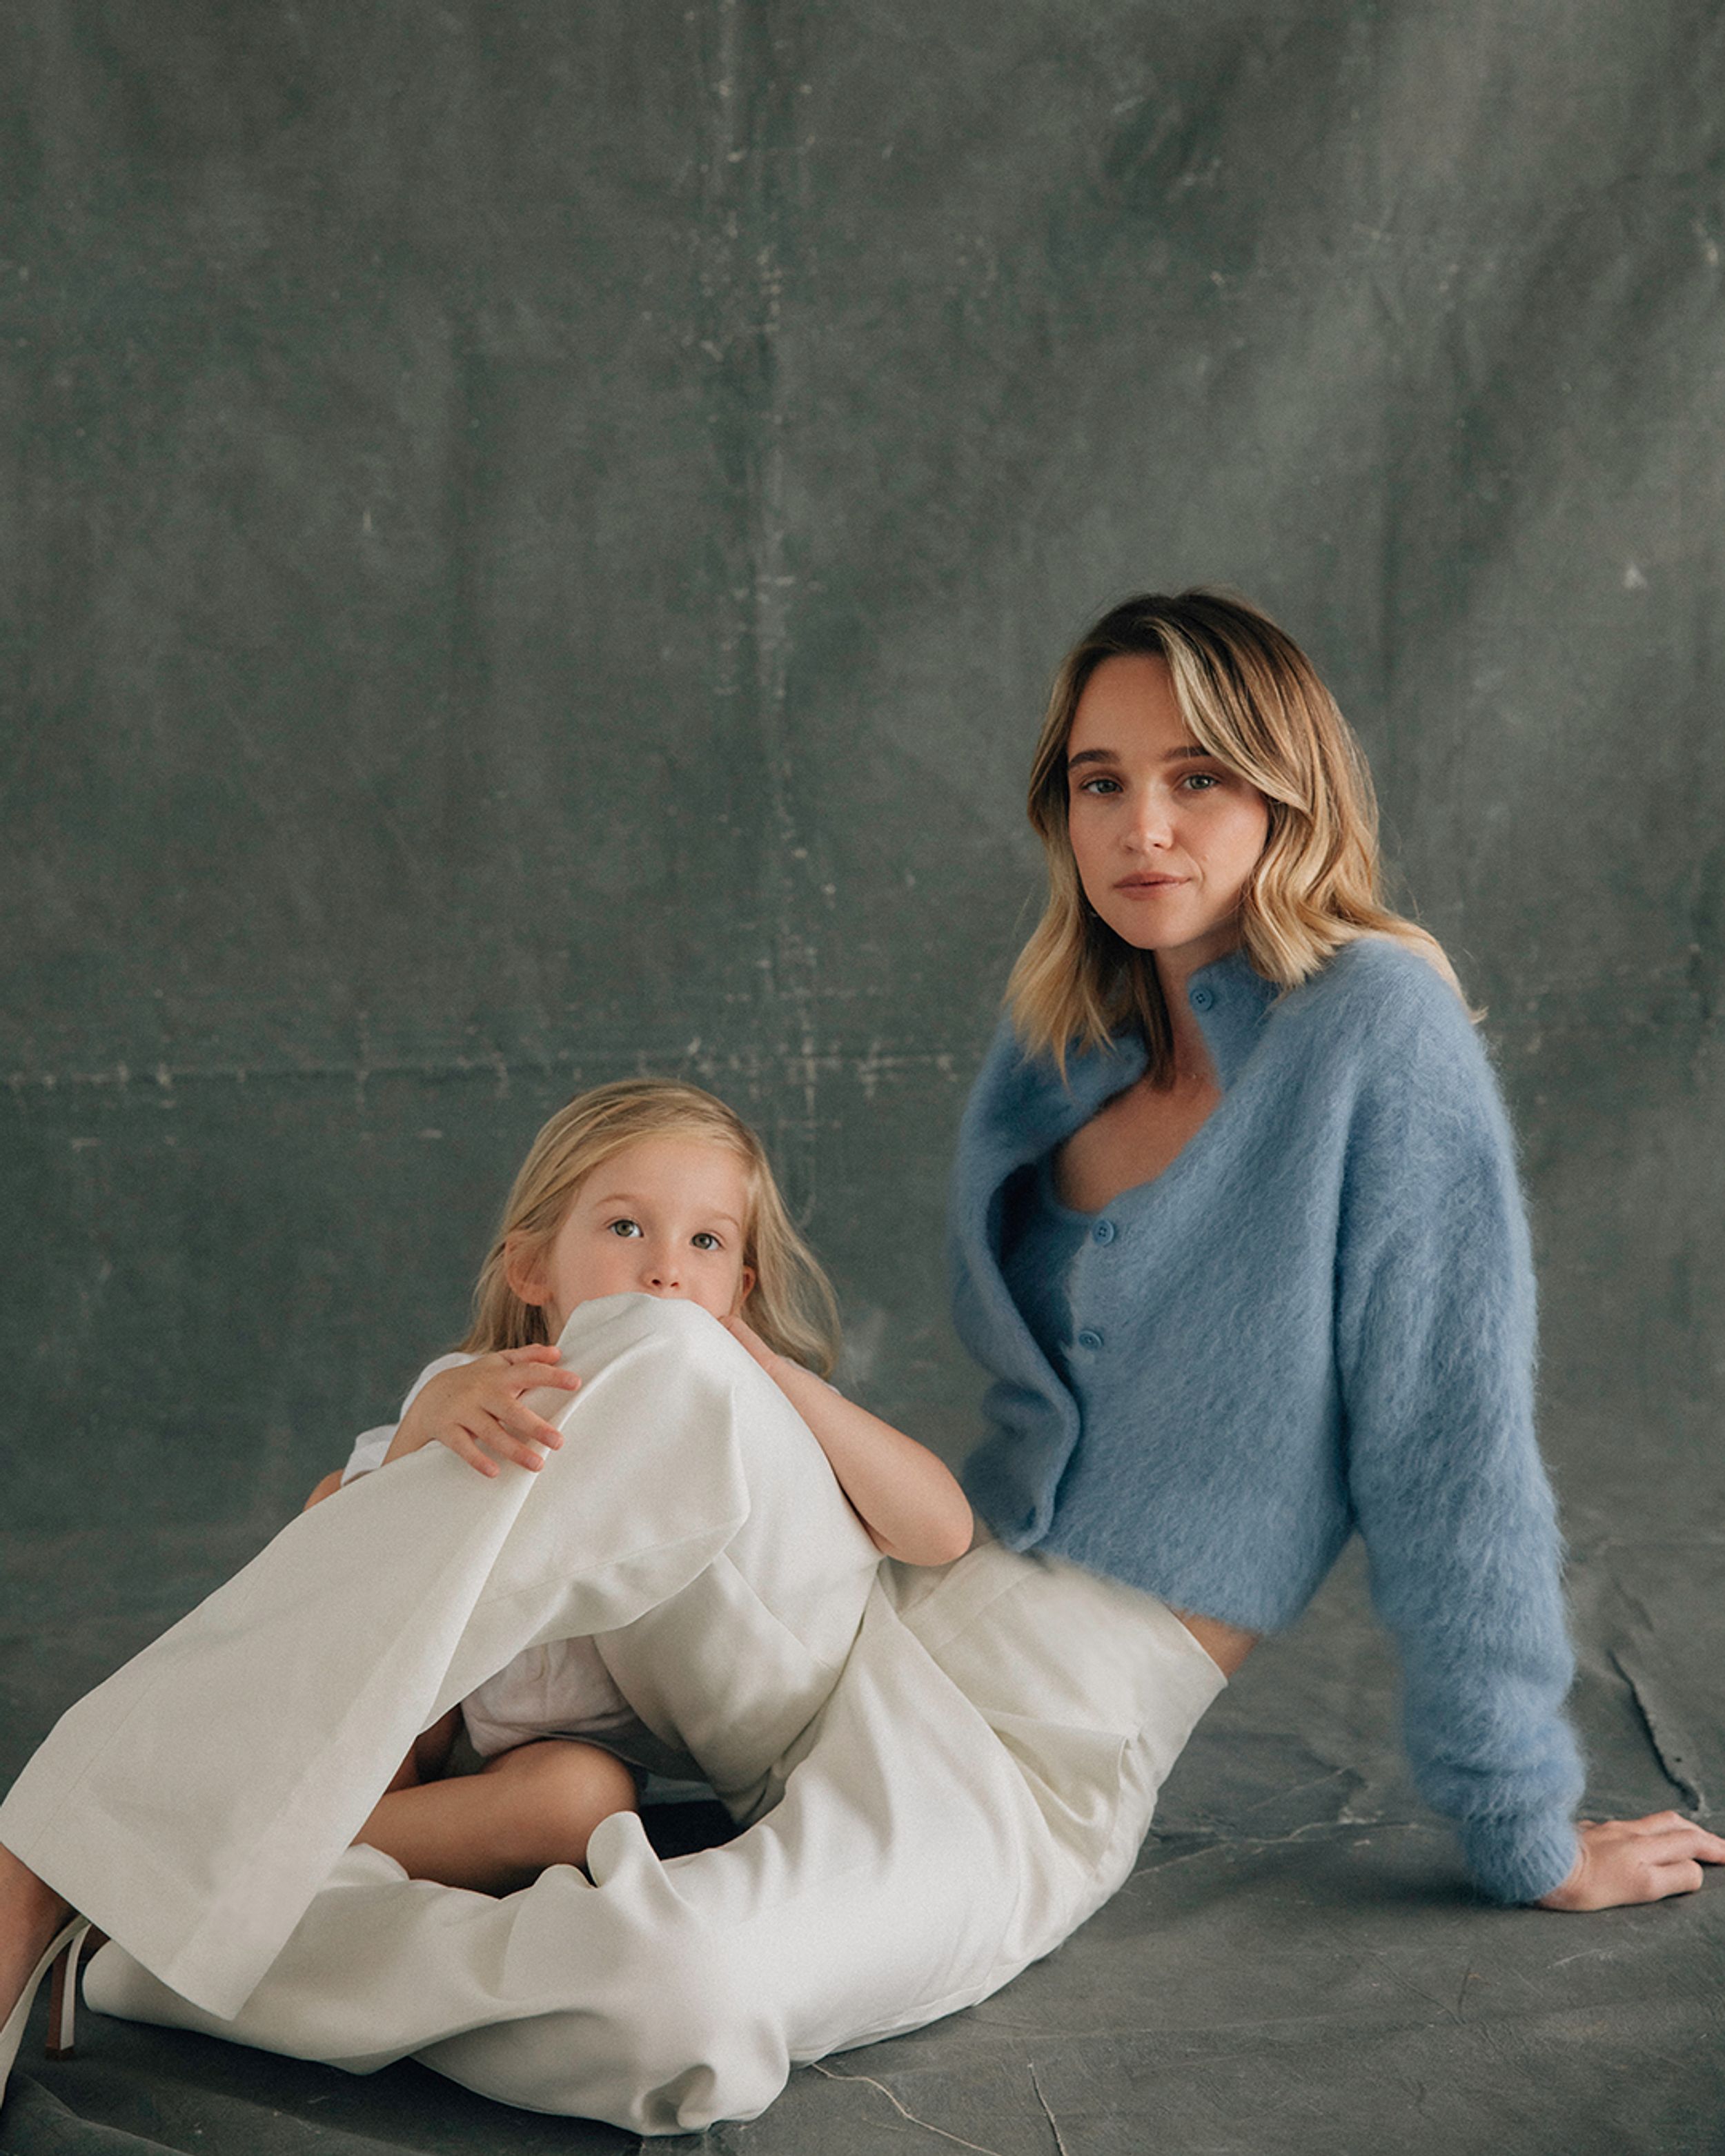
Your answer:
[1536,1812,1725,1910]
[720,1314,782,1379]
[384,1346,581,1479]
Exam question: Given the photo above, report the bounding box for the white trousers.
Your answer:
[0,1294,1224,2136]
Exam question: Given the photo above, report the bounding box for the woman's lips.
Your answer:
[1114,874,1187,891]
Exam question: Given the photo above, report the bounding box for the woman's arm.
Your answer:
[1335,969,1584,1903]
[1338,965,1724,1908]
[722,1318,973,1566]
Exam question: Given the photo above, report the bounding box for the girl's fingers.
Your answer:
[493,1374,579,1448]
[496,1347,578,1382]
[518,1367,582,1392]
[496,1348,580,1396]
[500,1407,566,1451]
[502,1386,575,1436]
[444,1428,502,1479]
[480,1411,557,1469]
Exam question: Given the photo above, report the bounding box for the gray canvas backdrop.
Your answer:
[3,1,1722,1833]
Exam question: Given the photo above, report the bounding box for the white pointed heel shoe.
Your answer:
[1,1915,93,2106]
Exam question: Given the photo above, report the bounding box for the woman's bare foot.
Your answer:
[0,1841,72,2024]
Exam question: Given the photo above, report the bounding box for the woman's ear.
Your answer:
[504,1233,551,1308]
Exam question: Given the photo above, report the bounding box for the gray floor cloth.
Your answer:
[6,1539,1722,2156]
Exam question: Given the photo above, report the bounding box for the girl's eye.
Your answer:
[607,1218,643,1240]
[691,1232,722,1252]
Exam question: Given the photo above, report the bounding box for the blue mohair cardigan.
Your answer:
[950,936,1585,1905]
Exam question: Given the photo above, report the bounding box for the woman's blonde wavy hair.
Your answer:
[1009,588,1461,1079]
[461,1078,841,1376]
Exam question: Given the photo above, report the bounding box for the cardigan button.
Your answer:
[1076,1327,1104,1351]
[1092,1219,1116,1245]
[1190,984,1215,1011]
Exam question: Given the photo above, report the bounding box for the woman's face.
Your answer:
[1065,653,1271,978]
[508,1136,756,1339]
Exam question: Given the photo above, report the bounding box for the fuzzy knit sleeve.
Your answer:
[1332,958,1584,1905]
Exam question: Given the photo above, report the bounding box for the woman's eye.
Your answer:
[691,1232,722,1252]
[607,1218,643,1240]
[1075,775,1121,796]
[1182,771,1221,791]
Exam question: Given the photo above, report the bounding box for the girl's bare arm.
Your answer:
[723,1317,972,1566]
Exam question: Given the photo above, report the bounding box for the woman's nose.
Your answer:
[1124,788,1174,850]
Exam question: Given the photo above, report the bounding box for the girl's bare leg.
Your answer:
[354,1741,638,1895]
[0,1841,72,2024]
[377,1707,462,1799]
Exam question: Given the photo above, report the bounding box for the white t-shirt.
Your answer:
[342,1355,636,1752]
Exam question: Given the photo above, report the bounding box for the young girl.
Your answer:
[306,1077,972,1899]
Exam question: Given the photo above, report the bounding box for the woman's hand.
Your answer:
[384,1346,581,1478]
[1537,1812,1725,1910]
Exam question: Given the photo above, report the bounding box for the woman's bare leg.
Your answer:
[355,1741,639,1895]
[0,1841,72,2025]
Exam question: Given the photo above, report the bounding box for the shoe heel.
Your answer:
[43,1925,90,2061]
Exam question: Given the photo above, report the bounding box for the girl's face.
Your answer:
[1065,653,1271,977]
[508,1136,756,1339]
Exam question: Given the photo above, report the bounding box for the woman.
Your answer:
[3,589,1717,2136]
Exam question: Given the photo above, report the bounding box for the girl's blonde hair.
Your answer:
[462,1078,842,1376]
[1008,587,1461,1078]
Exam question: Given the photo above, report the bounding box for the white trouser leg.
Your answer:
[86,1545,1225,2135]
[0,1293,879,2021]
